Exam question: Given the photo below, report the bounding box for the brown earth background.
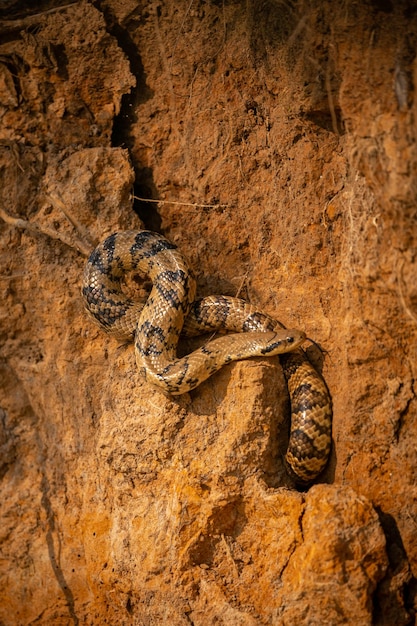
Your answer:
[0,0,417,624]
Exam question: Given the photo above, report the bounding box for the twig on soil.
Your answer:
[234,271,250,299]
[325,64,340,136]
[0,2,78,33]
[0,272,26,281]
[133,195,225,210]
[46,193,96,250]
[0,206,91,257]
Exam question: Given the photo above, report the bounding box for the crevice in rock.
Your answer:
[92,0,162,231]
[91,0,149,147]
[279,497,305,581]
[40,468,79,625]
[393,382,415,444]
[0,407,17,479]
[373,508,416,626]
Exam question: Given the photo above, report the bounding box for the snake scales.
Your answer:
[82,230,332,484]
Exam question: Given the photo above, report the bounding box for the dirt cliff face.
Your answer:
[0,1,416,624]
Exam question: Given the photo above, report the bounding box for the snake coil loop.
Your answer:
[82,230,332,483]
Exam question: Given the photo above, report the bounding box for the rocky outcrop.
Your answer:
[0,1,416,624]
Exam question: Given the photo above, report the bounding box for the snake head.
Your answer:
[260,329,306,355]
[285,329,307,348]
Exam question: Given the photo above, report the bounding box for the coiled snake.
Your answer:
[82,230,332,483]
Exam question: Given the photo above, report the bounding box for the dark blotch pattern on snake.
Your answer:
[82,230,332,484]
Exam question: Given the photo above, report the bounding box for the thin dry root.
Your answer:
[0,206,92,257]
[47,193,96,250]
[133,195,225,210]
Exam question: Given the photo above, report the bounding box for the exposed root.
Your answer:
[0,204,92,257]
[133,196,226,210]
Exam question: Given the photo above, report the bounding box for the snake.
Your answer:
[82,230,332,484]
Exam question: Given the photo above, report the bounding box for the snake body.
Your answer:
[82,230,332,483]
